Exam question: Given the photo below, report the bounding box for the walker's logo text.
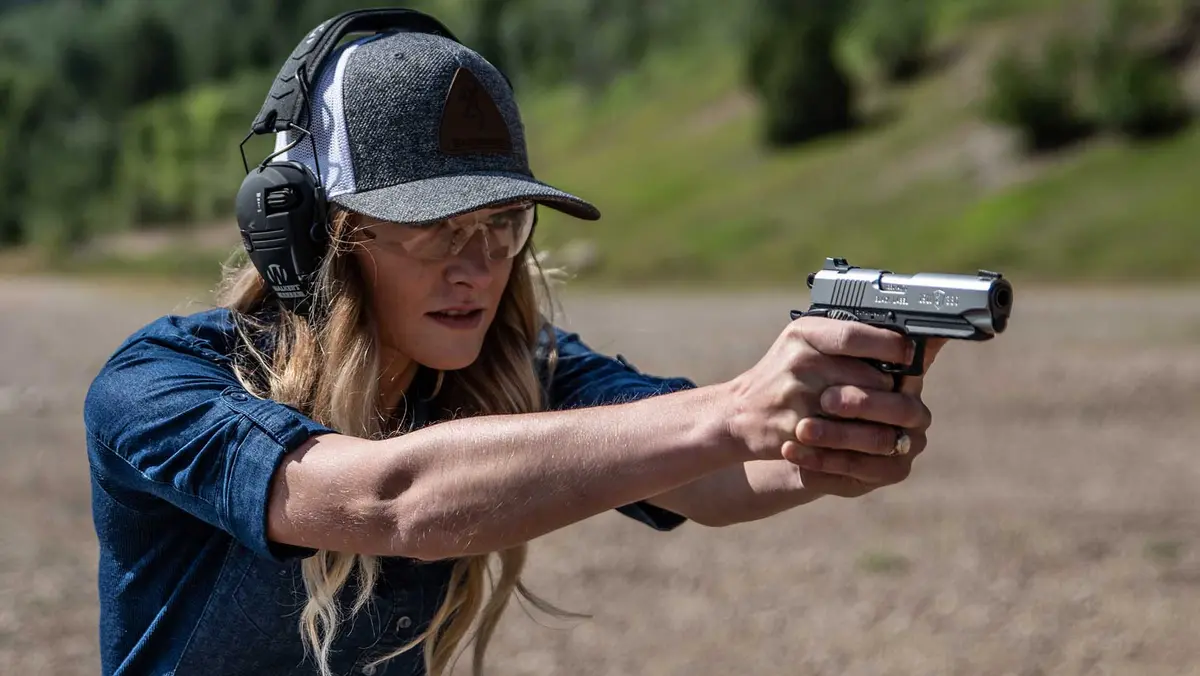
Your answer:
[275,285,305,299]
[266,264,289,286]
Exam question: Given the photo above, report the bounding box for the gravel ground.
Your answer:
[1,275,1197,676]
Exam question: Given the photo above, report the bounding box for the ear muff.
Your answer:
[234,8,468,315]
[235,159,327,312]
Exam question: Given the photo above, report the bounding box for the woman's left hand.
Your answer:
[781,338,948,498]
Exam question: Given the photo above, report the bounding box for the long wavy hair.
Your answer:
[212,204,575,676]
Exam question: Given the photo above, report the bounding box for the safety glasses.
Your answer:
[362,201,536,261]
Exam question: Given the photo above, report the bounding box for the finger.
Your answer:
[796,317,913,366]
[898,338,949,396]
[784,445,913,486]
[782,429,928,464]
[794,470,872,498]
[821,354,895,393]
[794,417,903,456]
[818,387,932,430]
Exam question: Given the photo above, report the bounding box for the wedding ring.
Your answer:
[892,430,912,456]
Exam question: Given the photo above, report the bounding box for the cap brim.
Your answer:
[330,171,601,224]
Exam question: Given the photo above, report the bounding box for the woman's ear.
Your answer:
[345,215,377,245]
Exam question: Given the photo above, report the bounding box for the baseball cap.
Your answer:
[272,30,601,225]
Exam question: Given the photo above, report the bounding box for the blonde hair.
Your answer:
[213,206,574,676]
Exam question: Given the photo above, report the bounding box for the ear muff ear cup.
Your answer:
[235,160,328,312]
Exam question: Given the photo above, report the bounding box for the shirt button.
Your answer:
[229,392,249,402]
[396,616,412,630]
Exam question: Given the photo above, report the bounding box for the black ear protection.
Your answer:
[234,8,463,314]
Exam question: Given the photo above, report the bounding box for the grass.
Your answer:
[857,550,913,575]
[1,242,236,291]
[1145,539,1186,565]
[18,0,1200,289]
[505,1,1200,288]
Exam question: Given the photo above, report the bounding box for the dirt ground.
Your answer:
[1,275,1198,676]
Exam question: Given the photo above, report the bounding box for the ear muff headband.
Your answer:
[251,8,461,135]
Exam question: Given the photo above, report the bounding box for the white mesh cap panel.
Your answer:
[272,36,378,199]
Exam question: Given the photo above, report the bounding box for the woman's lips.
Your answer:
[426,308,484,330]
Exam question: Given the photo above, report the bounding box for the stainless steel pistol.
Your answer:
[791,257,1015,378]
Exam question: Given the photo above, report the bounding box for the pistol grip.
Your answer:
[790,308,926,389]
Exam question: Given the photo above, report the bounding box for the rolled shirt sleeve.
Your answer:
[83,312,334,562]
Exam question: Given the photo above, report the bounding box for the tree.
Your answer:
[746,0,859,147]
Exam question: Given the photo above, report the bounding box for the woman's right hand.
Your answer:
[721,316,920,464]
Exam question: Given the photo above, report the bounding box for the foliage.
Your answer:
[851,0,935,83]
[1085,0,1192,139]
[983,0,1194,153]
[983,36,1093,152]
[745,0,860,147]
[0,0,750,248]
[2,0,1199,288]
[1091,50,1191,138]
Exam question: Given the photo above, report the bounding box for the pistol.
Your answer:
[791,257,1014,378]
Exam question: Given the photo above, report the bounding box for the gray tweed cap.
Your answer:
[274,30,600,224]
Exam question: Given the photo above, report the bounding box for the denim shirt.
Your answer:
[82,308,696,676]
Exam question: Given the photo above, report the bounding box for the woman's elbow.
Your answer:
[675,503,772,528]
[377,492,468,562]
[642,496,737,528]
[688,511,739,528]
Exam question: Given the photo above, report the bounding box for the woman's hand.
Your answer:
[723,316,920,462]
[783,335,947,498]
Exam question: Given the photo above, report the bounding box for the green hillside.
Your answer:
[524,27,1200,286]
[4,0,1199,287]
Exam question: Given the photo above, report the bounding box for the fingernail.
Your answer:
[797,418,823,443]
[820,390,840,414]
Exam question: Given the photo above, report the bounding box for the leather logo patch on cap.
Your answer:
[439,67,512,155]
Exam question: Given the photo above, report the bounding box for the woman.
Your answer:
[83,20,944,676]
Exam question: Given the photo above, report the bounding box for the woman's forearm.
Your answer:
[645,460,825,527]
[267,384,742,559]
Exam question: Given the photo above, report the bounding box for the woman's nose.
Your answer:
[444,230,496,287]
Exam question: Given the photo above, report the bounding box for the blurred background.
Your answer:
[2,0,1200,282]
[2,0,1199,674]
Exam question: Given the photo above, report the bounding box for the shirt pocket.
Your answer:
[230,547,401,671]
[350,562,452,676]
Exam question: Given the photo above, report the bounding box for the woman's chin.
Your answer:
[412,342,485,372]
[388,314,496,372]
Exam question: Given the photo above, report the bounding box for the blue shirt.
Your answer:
[83,308,696,676]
